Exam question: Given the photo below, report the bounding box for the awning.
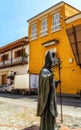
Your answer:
[66,24,81,67]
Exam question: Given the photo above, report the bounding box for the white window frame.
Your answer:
[40,18,48,37]
[30,24,37,40]
[51,12,61,32]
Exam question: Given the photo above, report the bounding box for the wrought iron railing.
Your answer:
[0,56,28,67]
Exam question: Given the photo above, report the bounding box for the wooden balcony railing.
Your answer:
[0,56,28,68]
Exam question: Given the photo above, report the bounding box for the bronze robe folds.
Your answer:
[37,68,58,130]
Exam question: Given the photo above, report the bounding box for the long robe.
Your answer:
[37,68,58,130]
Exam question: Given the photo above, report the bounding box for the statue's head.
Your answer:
[44,50,58,69]
[44,51,52,70]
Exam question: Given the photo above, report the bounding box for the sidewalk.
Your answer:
[60,125,81,130]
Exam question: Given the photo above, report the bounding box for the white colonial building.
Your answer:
[0,37,29,85]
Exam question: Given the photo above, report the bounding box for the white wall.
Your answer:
[0,43,29,85]
[0,44,29,60]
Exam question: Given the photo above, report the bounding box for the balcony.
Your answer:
[0,56,28,68]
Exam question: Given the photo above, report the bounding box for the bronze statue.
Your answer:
[37,51,58,130]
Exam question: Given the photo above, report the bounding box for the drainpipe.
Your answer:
[3,53,5,65]
[11,49,12,64]
[22,42,24,63]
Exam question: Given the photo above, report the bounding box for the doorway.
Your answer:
[2,75,7,85]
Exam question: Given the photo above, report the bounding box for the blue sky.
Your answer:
[0,0,81,46]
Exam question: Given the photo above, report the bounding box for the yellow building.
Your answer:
[27,1,81,95]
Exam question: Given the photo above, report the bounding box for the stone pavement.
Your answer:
[0,95,81,130]
[0,98,39,130]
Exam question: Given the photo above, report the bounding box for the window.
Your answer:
[1,56,4,61]
[15,49,25,58]
[30,24,37,40]
[40,18,48,37]
[51,12,60,32]
[1,54,9,61]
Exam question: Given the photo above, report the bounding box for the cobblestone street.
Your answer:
[0,93,81,130]
[0,93,39,130]
[0,101,39,130]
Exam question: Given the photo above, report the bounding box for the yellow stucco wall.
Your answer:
[65,4,79,18]
[28,3,81,94]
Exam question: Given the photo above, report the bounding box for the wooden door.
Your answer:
[2,75,7,85]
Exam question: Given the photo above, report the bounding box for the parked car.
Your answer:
[4,84,14,93]
[0,84,13,93]
[1,85,8,92]
[0,85,4,92]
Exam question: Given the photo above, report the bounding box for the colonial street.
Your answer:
[0,93,81,130]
